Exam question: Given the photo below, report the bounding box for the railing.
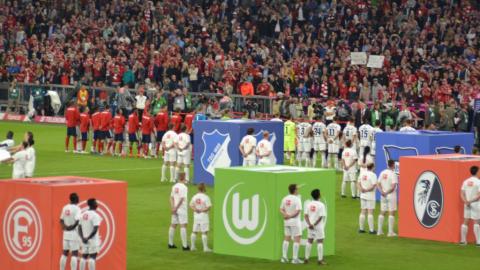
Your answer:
[0,83,274,116]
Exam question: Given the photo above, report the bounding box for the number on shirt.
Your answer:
[328,128,335,136]
[361,129,369,139]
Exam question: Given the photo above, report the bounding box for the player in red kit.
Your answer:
[79,107,90,153]
[154,106,169,158]
[113,109,126,157]
[99,105,113,155]
[171,109,182,133]
[184,110,194,144]
[141,111,154,158]
[127,109,141,157]
[65,101,80,153]
[91,108,101,154]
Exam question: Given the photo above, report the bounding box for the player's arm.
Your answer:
[460,190,470,205]
[173,197,185,214]
[386,182,397,195]
[85,226,99,242]
[304,213,313,229]
[189,200,198,213]
[313,216,323,226]
[357,178,363,193]
[1,157,14,164]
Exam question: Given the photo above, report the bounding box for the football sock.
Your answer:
[368,214,374,232]
[60,255,67,270]
[388,215,395,235]
[88,258,95,270]
[359,214,366,231]
[169,166,175,182]
[351,182,357,197]
[161,164,167,181]
[65,137,69,150]
[460,224,468,243]
[184,167,190,181]
[202,234,209,250]
[305,242,312,260]
[341,180,346,196]
[282,241,289,259]
[82,140,87,151]
[473,224,480,244]
[190,234,196,250]
[79,258,86,270]
[292,242,300,260]
[168,227,175,246]
[71,256,78,270]
[317,243,324,261]
[378,215,384,234]
[180,228,188,248]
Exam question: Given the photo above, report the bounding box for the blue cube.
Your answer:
[193,120,284,185]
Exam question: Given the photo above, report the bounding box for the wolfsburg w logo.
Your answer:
[222,183,268,245]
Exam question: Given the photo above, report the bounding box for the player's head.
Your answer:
[27,137,34,146]
[87,198,98,210]
[375,120,381,127]
[288,184,298,195]
[311,189,321,200]
[24,131,33,142]
[178,172,187,182]
[6,131,13,139]
[180,124,187,132]
[345,140,352,148]
[454,145,461,153]
[21,141,28,149]
[367,163,374,171]
[246,128,254,135]
[117,109,122,115]
[470,166,478,176]
[387,159,395,169]
[404,119,411,126]
[263,131,269,139]
[198,182,206,193]
[70,193,79,204]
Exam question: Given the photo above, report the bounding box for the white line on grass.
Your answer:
[0,166,161,178]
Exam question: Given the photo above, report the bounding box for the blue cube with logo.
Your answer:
[193,120,284,185]
[375,131,474,199]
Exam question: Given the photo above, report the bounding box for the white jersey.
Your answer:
[60,204,81,240]
[240,135,257,160]
[171,182,188,215]
[296,122,311,141]
[0,139,14,151]
[176,132,191,151]
[162,130,178,149]
[304,200,326,227]
[78,210,102,243]
[190,193,212,224]
[325,123,341,144]
[25,147,36,177]
[359,171,378,200]
[12,150,28,179]
[461,176,480,203]
[256,139,272,157]
[343,124,357,144]
[342,147,358,172]
[358,124,373,146]
[280,194,302,226]
[378,169,398,196]
[399,126,416,132]
[312,122,326,143]
[371,127,383,143]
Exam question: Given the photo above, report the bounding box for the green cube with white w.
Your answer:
[214,166,336,260]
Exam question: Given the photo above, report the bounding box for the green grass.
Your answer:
[1,121,479,270]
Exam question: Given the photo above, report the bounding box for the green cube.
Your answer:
[214,166,336,260]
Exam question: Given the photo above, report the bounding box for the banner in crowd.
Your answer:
[350,52,367,65]
[0,113,29,122]
[367,55,385,68]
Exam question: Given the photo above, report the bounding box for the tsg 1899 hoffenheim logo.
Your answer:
[414,171,444,228]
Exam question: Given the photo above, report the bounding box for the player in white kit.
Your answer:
[239,128,257,166]
[25,137,36,177]
[358,120,373,157]
[304,189,327,265]
[0,131,14,151]
[358,146,374,173]
[280,184,303,264]
[341,140,358,198]
[399,119,416,132]
[358,164,377,234]
[59,193,81,270]
[256,131,273,165]
[370,120,383,156]
[325,117,341,170]
[312,117,327,168]
[78,198,102,270]
[302,128,314,167]
[377,160,398,236]
[296,120,310,165]
[189,183,212,252]
[342,118,358,150]
[169,173,189,250]
[176,125,192,182]
[161,124,178,182]
[2,141,28,179]
[460,166,480,245]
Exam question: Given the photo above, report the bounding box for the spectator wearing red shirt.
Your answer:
[79,107,90,153]
[91,107,102,154]
[170,109,182,133]
[99,105,113,154]
[64,101,80,153]
[141,111,154,157]
[154,106,169,157]
[127,109,141,157]
[113,109,126,156]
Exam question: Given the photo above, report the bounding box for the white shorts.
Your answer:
[243,158,256,166]
[171,213,188,225]
[81,240,100,254]
[192,223,210,233]
[302,143,312,152]
[360,199,375,210]
[314,142,326,151]
[258,158,272,165]
[164,149,177,162]
[371,143,376,155]
[307,225,325,240]
[284,224,302,237]
[328,143,339,154]
[302,151,311,160]
[12,172,25,179]
[343,170,356,182]
[63,239,80,251]
[380,195,397,212]
[297,142,304,152]
[464,203,480,220]
[176,150,191,165]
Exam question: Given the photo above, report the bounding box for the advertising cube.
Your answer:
[0,176,127,270]
[214,166,335,260]
[193,120,284,185]
[399,155,480,243]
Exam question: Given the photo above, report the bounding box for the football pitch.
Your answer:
[1,121,479,270]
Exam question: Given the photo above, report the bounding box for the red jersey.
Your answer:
[113,115,126,134]
[91,112,101,131]
[171,114,182,133]
[79,113,90,133]
[142,115,154,135]
[155,111,169,131]
[65,106,80,127]
[184,113,194,133]
[128,113,140,134]
[100,110,112,131]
